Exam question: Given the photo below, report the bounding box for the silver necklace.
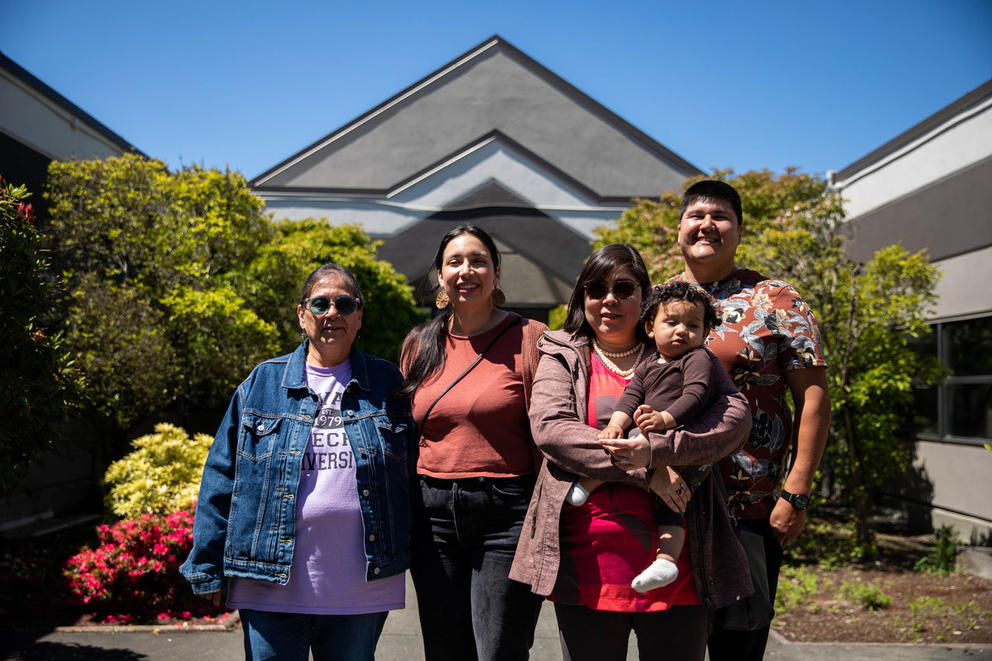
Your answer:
[591,340,644,378]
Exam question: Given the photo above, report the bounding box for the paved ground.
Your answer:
[4,574,989,660]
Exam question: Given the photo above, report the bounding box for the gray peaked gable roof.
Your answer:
[251,35,701,202]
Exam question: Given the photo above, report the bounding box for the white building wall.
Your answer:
[932,245,992,320]
[257,138,627,240]
[836,98,992,218]
[0,67,128,160]
[834,84,992,545]
[915,441,992,543]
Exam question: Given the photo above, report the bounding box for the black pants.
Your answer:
[555,602,708,661]
[410,474,543,661]
[707,517,784,661]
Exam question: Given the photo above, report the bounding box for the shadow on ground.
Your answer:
[4,640,145,661]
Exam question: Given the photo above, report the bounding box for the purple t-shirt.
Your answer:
[227,360,405,614]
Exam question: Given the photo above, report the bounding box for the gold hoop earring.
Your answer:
[435,289,450,309]
[492,287,506,307]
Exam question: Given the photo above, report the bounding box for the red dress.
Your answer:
[551,354,700,612]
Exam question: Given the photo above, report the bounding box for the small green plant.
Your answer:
[914,525,960,574]
[775,565,821,612]
[103,423,212,518]
[909,595,944,618]
[909,597,992,631]
[908,595,990,638]
[839,579,892,611]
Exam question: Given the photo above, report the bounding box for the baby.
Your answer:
[568,280,720,593]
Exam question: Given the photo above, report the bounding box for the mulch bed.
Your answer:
[773,566,992,644]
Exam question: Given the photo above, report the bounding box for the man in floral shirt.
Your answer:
[670,180,830,661]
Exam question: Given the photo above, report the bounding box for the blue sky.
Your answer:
[2,0,990,181]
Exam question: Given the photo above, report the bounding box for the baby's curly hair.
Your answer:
[640,281,720,330]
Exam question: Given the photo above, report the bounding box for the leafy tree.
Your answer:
[0,179,79,493]
[61,275,178,431]
[46,156,420,442]
[161,284,278,406]
[596,169,942,547]
[241,219,422,363]
[46,155,278,434]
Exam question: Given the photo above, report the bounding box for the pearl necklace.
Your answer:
[591,340,644,378]
[593,341,641,359]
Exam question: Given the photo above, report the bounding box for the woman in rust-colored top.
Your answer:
[509,243,753,661]
[400,225,546,661]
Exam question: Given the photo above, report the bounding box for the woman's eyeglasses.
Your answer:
[304,295,362,316]
[583,279,639,300]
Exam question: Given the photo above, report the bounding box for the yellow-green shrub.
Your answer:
[104,423,211,518]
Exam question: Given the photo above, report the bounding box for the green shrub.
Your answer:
[0,178,79,493]
[914,525,960,574]
[104,423,211,518]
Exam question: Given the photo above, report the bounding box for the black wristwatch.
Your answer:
[779,489,810,510]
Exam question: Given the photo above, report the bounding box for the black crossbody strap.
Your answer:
[419,316,521,433]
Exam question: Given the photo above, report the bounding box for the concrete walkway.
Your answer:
[4,574,989,660]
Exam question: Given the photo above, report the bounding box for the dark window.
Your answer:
[946,318,992,376]
[915,315,992,444]
[947,384,992,438]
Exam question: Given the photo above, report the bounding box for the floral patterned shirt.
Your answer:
[671,269,826,520]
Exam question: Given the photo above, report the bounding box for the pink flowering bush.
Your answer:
[63,508,218,622]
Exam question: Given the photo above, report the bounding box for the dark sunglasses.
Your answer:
[304,295,361,316]
[583,279,639,300]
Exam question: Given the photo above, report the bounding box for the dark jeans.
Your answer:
[410,474,544,661]
[554,603,708,661]
[240,609,387,661]
[707,517,784,661]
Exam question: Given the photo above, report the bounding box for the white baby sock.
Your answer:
[631,558,679,592]
[565,482,590,506]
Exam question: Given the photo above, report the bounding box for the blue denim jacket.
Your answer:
[180,341,415,595]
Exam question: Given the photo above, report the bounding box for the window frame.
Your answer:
[914,313,992,446]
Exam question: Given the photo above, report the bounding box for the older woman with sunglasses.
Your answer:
[509,244,753,661]
[182,263,415,661]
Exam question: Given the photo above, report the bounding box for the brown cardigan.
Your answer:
[508,329,754,610]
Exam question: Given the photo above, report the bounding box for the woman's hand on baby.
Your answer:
[598,425,624,440]
[650,466,690,513]
[598,434,651,469]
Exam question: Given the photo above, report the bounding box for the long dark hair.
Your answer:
[562,243,651,343]
[400,225,501,398]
